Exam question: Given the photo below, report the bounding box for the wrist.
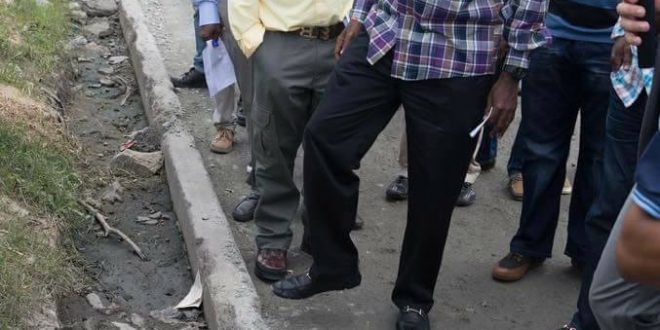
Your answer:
[501,65,527,81]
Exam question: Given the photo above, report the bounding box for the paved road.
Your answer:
[139,1,584,328]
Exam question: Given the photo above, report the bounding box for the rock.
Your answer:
[109,55,128,65]
[81,0,117,17]
[86,293,105,311]
[84,18,112,38]
[111,149,164,177]
[71,9,88,24]
[67,36,88,50]
[149,307,184,324]
[78,42,110,57]
[98,67,114,75]
[130,313,145,328]
[69,1,81,10]
[100,78,115,87]
[101,181,123,204]
[149,211,162,219]
[111,322,137,330]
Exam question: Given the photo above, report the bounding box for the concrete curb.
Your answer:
[117,1,269,329]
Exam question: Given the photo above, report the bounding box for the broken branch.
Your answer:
[78,199,148,261]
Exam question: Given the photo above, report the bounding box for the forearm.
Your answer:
[501,0,549,69]
[616,202,660,288]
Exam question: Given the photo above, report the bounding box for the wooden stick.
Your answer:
[78,200,148,261]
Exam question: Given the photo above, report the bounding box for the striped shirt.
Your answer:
[351,0,550,81]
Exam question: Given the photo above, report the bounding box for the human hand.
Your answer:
[486,72,518,138]
[200,23,223,41]
[611,37,633,71]
[334,19,361,60]
[617,0,660,45]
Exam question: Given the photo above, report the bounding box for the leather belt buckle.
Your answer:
[299,27,317,39]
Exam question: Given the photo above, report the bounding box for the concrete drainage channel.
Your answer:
[117,0,268,329]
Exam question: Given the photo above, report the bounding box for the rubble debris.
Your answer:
[81,0,117,17]
[110,149,164,177]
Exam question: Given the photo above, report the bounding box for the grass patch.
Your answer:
[0,120,82,328]
[0,120,80,217]
[0,0,70,94]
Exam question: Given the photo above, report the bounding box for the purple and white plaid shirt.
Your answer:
[352,0,550,81]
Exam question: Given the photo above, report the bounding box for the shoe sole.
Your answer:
[273,276,361,300]
[210,146,233,154]
[232,213,254,222]
[255,262,287,282]
[386,192,408,202]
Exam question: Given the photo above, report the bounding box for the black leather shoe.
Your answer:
[396,306,430,330]
[235,99,246,127]
[273,272,361,300]
[232,191,259,222]
[171,68,207,88]
[386,175,408,201]
[456,182,476,207]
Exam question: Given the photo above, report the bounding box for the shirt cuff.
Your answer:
[350,8,370,23]
[237,23,266,58]
[633,187,660,219]
[198,2,221,26]
[504,48,530,70]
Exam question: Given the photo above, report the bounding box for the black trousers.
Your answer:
[302,30,493,311]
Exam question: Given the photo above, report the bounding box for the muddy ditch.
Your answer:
[56,6,203,330]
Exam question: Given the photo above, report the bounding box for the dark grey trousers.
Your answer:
[251,31,335,250]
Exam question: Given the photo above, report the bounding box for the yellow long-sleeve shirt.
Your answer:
[228,0,352,58]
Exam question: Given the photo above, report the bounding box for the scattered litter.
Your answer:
[111,322,137,330]
[129,313,145,328]
[149,211,162,219]
[175,271,203,309]
[109,56,128,65]
[100,78,115,87]
[98,67,114,75]
[89,83,102,89]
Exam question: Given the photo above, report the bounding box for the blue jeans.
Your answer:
[507,125,525,176]
[509,38,610,264]
[571,88,646,329]
[193,9,205,73]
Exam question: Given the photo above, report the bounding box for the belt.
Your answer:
[290,22,345,41]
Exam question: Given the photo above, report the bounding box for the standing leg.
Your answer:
[391,75,492,312]
[564,41,610,267]
[571,89,645,330]
[210,84,237,153]
[494,38,580,282]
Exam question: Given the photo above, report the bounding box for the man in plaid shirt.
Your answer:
[272,0,548,329]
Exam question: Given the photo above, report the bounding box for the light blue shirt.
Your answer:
[194,0,220,26]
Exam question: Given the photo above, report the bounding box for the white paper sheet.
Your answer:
[202,39,237,98]
[175,271,203,309]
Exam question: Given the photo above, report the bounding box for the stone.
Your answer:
[69,1,81,10]
[130,313,146,327]
[78,42,110,57]
[111,149,164,177]
[84,18,112,38]
[67,36,88,50]
[101,180,123,204]
[86,293,105,311]
[71,10,88,24]
[111,322,137,330]
[98,67,114,75]
[149,307,184,324]
[81,0,117,17]
[109,55,128,65]
[100,78,115,87]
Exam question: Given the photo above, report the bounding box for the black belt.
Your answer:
[290,22,345,41]
[548,0,617,30]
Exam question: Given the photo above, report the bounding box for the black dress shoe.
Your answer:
[455,182,476,207]
[386,175,409,201]
[396,306,430,330]
[273,272,361,300]
[171,68,207,88]
[232,191,260,222]
[235,99,246,127]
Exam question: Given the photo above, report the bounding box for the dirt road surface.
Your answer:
[139,1,584,328]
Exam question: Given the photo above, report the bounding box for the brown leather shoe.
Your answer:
[210,127,234,154]
[508,173,523,201]
[255,249,287,282]
[492,252,542,282]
